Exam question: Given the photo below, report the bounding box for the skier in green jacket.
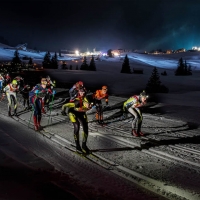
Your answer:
[123,90,148,137]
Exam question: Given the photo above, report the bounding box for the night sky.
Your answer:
[0,0,200,52]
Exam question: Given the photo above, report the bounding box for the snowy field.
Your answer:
[0,44,200,200]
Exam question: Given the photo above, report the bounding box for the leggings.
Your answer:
[128,107,143,132]
[30,96,42,118]
[69,110,88,143]
[6,93,17,112]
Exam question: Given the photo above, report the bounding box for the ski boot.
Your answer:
[33,116,39,131]
[82,142,91,154]
[8,111,11,116]
[75,139,82,153]
[8,107,11,116]
[37,116,42,130]
[132,129,139,137]
[76,145,83,154]
[99,120,107,126]
[139,131,144,136]
[13,108,17,116]
[41,107,46,114]
[75,143,82,154]
[37,123,43,130]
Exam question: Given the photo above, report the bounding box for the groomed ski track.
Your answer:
[1,89,200,200]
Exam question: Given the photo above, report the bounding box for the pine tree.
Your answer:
[76,65,79,70]
[175,57,192,75]
[11,50,21,72]
[70,65,72,70]
[80,56,89,70]
[107,49,113,57]
[28,57,33,70]
[175,57,185,75]
[51,52,58,69]
[120,54,131,73]
[62,61,67,69]
[146,67,168,93]
[188,65,192,75]
[89,55,96,71]
[42,51,51,68]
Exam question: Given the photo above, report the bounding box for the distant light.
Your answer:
[75,50,79,55]
[192,46,200,51]
[87,52,90,55]
[114,52,119,56]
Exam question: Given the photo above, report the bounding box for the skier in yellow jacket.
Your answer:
[62,88,93,154]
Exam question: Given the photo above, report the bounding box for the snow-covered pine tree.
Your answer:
[120,54,131,74]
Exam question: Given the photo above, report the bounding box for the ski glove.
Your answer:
[34,90,39,94]
[52,90,56,95]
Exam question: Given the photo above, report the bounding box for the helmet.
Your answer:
[102,86,108,90]
[12,80,18,85]
[78,81,83,86]
[46,75,50,79]
[140,90,148,98]
[41,78,47,81]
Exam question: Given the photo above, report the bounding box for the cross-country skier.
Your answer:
[3,79,20,116]
[13,76,24,91]
[0,74,4,92]
[46,75,56,90]
[63,88,93,154]
[123,90,148,137]
[93,85,109,125]
[29,78,50,131]
[45,75,56,110]
[4,73,11,86]
[20,84,31,110]
[69,81,87,102]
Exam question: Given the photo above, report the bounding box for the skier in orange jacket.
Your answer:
[93,85,109,125]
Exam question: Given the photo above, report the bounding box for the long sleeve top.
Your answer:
[3,84,19,95]
[66,96,91,112]
[29,84,48,99]
[123,95,143,110]
[93,90,108,103]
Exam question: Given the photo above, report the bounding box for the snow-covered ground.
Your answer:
[0,44,200,200]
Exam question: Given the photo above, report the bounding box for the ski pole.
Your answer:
[28,106,34,128]
[48,92,55,125]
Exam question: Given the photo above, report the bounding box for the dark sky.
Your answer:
[0,0,200,52]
